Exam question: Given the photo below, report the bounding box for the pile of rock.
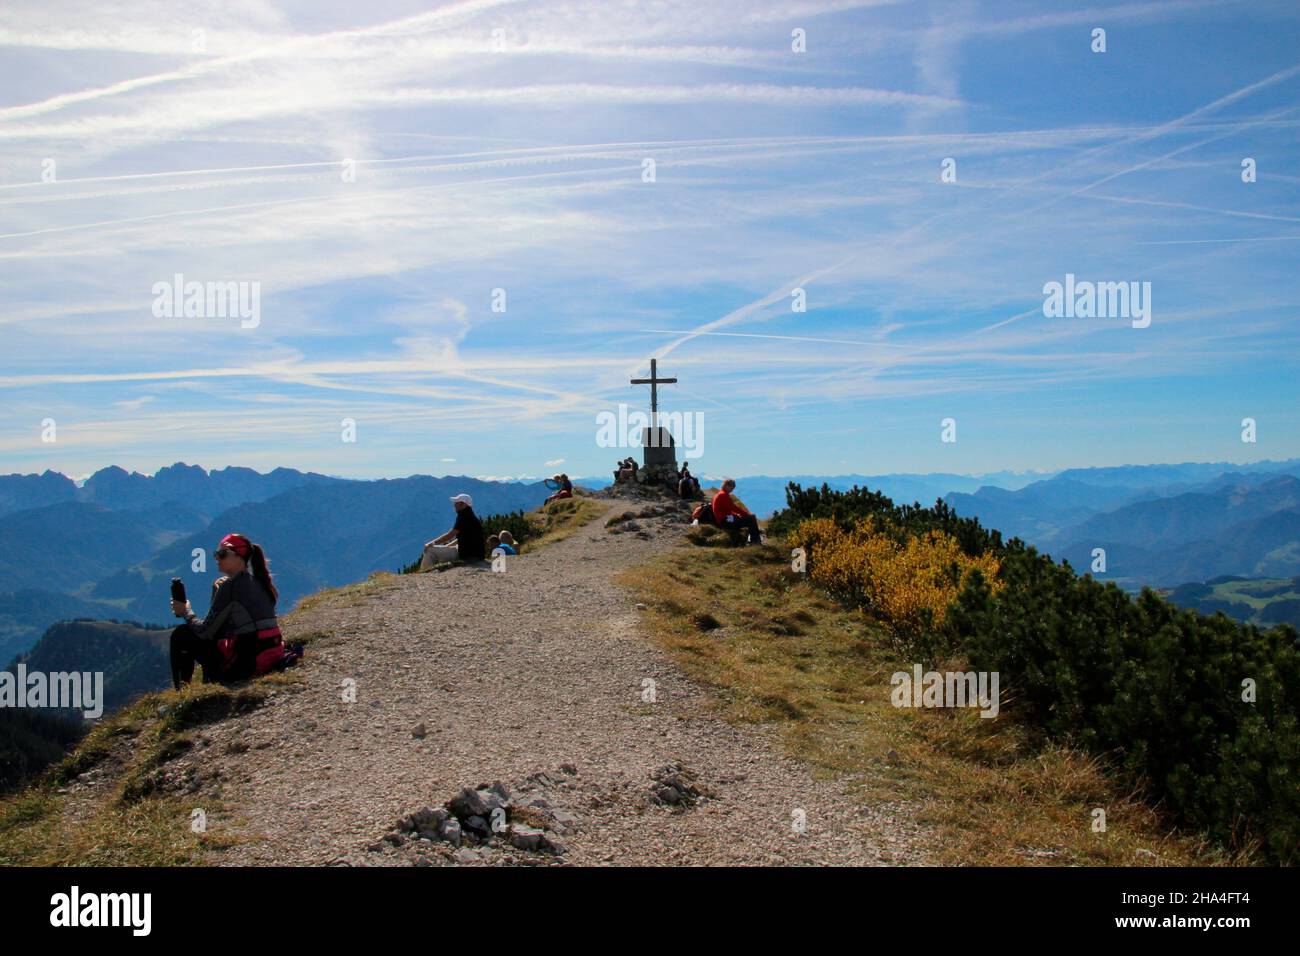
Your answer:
[634,461,683,486]
[647,762,712,810]
[388,769,578,861]
[596,470,706,500]
[606,502,695,538]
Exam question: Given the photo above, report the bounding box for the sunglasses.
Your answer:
[214,548,236,559]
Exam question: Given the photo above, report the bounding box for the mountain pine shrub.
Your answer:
[774,482,1300,862]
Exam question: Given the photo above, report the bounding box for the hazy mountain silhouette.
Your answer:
[7,458,1300,666]
[718,470,1052,519]
[1,619,172,791]
[0,462,335,519]
[0,466,554,657]
[0,470,77,517]
[0,590,113,669]
[0,500,209,593]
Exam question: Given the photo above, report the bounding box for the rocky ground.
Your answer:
[161,493,932,866]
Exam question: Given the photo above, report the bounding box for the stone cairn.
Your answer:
[385,768,578,864]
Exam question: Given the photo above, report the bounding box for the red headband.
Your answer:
[218,533,251,558]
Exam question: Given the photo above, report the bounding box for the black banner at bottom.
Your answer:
[0,865,1284,941]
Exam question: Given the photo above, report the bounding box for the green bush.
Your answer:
[943,549,1300,862]
[772,482,1300,863]
[478,509,532,550]
[399,508,534,573]
[768,481,1007,558]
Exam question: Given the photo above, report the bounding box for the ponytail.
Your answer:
[248,543,278,603]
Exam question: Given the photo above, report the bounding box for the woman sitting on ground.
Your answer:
[169,533,285,689]
[544,473,574,504]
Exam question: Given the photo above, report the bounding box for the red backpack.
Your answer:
[215,624,286,680]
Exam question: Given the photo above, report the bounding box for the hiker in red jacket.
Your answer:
[711,478,763,544]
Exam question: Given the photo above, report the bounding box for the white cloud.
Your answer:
[1,0,1296,478]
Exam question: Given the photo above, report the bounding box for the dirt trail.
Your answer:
[175,496,931,865]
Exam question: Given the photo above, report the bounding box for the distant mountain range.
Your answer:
[0,462,336,519]
[4,456,1299,679]
[0,463,554,662]
[701,470,1052,520]
[941,460,1300,588]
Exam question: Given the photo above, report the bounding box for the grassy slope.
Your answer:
[519,495,605,552]
[6,492,1227,867]
[0,495,605,866]
[1156,577,1300,624]
[1211,578,1299,612]
[0,678,295,865]
[618,526,1245,866]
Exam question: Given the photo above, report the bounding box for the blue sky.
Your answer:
[1,0,1298,482]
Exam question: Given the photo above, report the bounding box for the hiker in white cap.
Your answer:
[420,493,485,568]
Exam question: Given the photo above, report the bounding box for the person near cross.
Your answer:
[711,478,762,545]
[677,461,700,499]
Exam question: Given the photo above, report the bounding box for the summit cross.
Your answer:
[630,358,677,430]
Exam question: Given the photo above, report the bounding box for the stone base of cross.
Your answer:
[641,426,677,469]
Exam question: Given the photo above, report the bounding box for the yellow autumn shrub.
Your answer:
[788,516,1001,639]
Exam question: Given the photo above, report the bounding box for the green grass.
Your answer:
[292,571,402,613]
[1213,578,1299,610]
[0,674,289,865]
[618,544,1242,867]
[518,496,604,553]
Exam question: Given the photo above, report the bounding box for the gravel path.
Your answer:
[182,495,932,866]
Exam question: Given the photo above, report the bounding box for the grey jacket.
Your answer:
[185,569,278,640]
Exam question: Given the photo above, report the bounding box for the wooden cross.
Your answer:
[630,358,677,429]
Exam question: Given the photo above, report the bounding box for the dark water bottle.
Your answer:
[171,578,187,603]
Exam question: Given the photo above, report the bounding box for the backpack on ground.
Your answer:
[692,502,716,525]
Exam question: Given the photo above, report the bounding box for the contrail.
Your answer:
[0,0,530,123]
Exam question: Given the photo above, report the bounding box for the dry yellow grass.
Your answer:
[618,544,1245,866]
[292,571,403,614]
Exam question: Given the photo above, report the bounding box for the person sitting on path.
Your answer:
[169,533,286,689]
[421,494,486,568]
[495,530,519,555]
[677,462,700,498]
[711,478,763,545]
